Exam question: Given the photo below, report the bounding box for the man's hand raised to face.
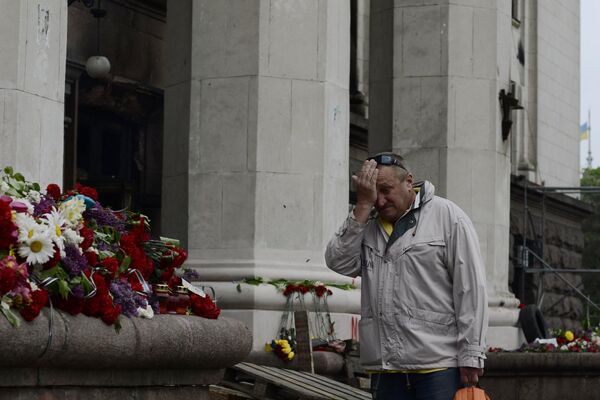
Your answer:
[351,159,378,224]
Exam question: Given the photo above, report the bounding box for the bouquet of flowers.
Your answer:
[488,327,600,353]
[0,167,219,330]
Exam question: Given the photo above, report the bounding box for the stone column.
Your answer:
[164,0,357,350]
[0,0,67,186]
[370,0,521,349]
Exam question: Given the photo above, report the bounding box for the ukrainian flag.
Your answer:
[581,122,590,141]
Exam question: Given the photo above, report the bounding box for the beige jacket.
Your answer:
[325,181,488,370]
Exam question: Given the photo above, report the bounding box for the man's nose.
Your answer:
[375,195,385,208]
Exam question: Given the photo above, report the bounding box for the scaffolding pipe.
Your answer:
[526,248,600,313]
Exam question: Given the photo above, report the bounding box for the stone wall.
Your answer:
[510,177,592,330]
[535,0,580,187]
[482,352,600,400]
[0,310,252,400]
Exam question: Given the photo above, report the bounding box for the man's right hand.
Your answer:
[351,159,378,224]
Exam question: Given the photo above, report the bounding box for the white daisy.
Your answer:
[42,208,66,253]
[15,213,44,243]
[59,197,86,227]
[17,232,54,265]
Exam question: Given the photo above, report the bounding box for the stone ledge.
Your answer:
[0,309,252,369]
[482,353,600,400]
[486,352,600,372]
[0,368,224,387]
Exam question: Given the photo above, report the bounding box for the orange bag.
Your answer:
[453,386,491,400]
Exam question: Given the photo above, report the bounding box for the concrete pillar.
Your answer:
[0,0,67,186]
[370,0,521,349]
[163,0,357,351]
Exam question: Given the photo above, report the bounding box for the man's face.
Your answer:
[375,166,414,223]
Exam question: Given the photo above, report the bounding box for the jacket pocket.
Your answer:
[401,236,446,255]
[407,307,456,335]
[358,317,382,366]
[399,236,448,276]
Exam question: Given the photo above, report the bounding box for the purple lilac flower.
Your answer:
[33,196,56,217]
[182,269,200,282]
[96,240,119,253]
[109,279,148,318]
[70,284,85,299]
[62,245,89,278]
[83,206,125,234]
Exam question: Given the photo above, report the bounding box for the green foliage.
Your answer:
[236,277,356,293]
[1,166,40,197]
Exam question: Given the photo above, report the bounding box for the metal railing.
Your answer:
[517,182,600,323]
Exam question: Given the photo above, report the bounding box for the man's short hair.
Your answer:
[367,152,411,182]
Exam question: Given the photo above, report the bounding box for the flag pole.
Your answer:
[587,109,593,169]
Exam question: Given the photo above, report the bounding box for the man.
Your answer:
[325,153,488,400]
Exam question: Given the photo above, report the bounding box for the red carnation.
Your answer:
[80,226,94,250]
[31,289,49,307]
[84,251,98,268]
[0,199,18,248]
[20,306,40,322]
[101,257,119,277]
[43,248,62,270]
[169,247,188,269]
[189,293,220,319]
[101,304,121,325]
[46,184,61,201]
[20,289,49,322]
[315,285,328,298]
[83,296,102,317]
[91,273,109,295]
[53,295,84,316]
[0,267,17,294]
[298,285,309,294]
[74,183,99,201]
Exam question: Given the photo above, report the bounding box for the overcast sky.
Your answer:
[580,0,599,169]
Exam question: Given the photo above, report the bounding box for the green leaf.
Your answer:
[3,166,13,175]
[98,250,115,260]
[236,283,242,293]
[119,256,131,274]
[40,266,69,281]
[1,306,20,328]
[114,319,122,333]
[80,273,94,294]
[58,280,70,299]
[243,277,265,286]
[12,173,24,182]
[32,183,40,191]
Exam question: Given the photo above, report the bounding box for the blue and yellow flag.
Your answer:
[580,122,590,141]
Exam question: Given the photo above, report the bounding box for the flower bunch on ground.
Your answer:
[282,282,333,298]
[0,167,219,329]
[488,327,600,353]
[265,338,296,361]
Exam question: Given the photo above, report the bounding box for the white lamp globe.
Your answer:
[86,55,111,79]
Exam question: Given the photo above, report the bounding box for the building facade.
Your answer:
[0,0,582,350]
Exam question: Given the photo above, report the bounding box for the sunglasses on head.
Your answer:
[367,154,407,171]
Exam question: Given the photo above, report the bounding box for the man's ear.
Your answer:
[406,174,413,187]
